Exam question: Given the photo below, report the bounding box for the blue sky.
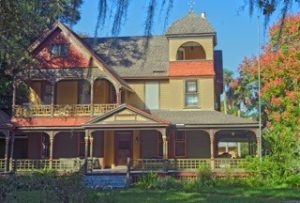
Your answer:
[73,0,298,74]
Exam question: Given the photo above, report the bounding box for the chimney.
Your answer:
[200,12,206,19]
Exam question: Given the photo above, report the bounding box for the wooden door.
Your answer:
[115,131,132,166]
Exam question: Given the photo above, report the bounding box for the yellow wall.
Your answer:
[56,81,78,104]
[199,78,215,110]
[126,78,215,110]
[104,131,115,168]
[126,81,145,109]
[169,37,214,61]
[29,82,42,105]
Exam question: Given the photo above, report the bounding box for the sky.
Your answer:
[73,0,299,74]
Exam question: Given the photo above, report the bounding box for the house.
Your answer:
[1,12,260,173]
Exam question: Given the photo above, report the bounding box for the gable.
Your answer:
[86,105,169,126]
[33,28,90,68]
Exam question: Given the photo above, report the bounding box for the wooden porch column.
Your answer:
[256,129,262,158]
[116,88,122,105]
[209,129,215,170]
[4,131,10,172]
[49,132,55,169]
[12,79,16,107]
[90,78,94,116]
[9,132,15,172]
[84,130,89,158]
[160,129,168,159]
[50,81,56,117]
[89,135,94,159]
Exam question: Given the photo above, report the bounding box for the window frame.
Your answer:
[184,80,199,108]
[49,43,69,57]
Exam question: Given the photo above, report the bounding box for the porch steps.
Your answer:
[84,174,128,189]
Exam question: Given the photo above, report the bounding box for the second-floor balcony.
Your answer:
[13,74,125,118]
[13,103,118,117]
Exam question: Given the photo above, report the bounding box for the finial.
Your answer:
[188,0,195,13]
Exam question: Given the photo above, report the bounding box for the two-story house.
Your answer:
[0,12,260,173]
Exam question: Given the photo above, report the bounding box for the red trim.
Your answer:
[11,117,90,127]
[169,61,215,77]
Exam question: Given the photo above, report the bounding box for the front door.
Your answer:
[115,131,133,166]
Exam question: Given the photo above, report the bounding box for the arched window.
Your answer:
[176,42,206,60]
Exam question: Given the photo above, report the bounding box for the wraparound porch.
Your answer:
[1,128,259,173]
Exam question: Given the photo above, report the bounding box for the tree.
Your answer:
[239,13,300,184]
[0,0,83,112]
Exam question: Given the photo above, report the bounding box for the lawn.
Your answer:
[6,187,300,203]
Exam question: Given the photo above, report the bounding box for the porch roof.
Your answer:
[150,110,259,128]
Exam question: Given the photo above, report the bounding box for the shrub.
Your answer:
[152,176,182,190]
[196,163,214,187]
[135,172,159,189]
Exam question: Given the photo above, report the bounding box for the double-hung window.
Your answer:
[185,80,199,107]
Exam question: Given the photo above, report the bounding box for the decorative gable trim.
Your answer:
[85,104,170,127]
[28,22,133,92]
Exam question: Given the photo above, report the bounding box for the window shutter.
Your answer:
[145,81,159,110]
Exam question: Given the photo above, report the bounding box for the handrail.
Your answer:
[13,103,118,117]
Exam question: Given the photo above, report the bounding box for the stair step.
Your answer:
[84,175,128,189]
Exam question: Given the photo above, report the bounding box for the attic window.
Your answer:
[49,44,68,57]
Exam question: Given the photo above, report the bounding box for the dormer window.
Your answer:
[49,44,68,57]
[176,41,206,60]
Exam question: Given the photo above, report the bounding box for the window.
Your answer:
[49,44,68,57]
[145,81,159,110]
[175,131,186,157]
[185,80,199,107]
[41,82,52,104]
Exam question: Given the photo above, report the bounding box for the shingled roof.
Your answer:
[84,36,169,78]
[150,110,258,128]
[166,12,215,36]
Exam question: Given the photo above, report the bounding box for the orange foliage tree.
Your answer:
[238,14,300,184]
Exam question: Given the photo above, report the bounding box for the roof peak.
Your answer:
[166,11,215,36]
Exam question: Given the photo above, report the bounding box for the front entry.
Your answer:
[115,131,133,166]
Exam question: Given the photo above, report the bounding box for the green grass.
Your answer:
[6,187,300,203]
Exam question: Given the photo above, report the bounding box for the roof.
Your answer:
[83,36,169,78]
[150,110,258,128]
[166,12,215,36]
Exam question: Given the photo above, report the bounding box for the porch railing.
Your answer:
[0,159,5,171]
[169,159,210,170]
[12,159,85,172]
[131,159,166,171]
[215,158,247,169]
[13,104,118,117]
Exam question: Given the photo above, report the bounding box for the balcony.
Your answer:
[13,104,118,117]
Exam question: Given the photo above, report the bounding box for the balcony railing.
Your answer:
[13,104,118,117]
